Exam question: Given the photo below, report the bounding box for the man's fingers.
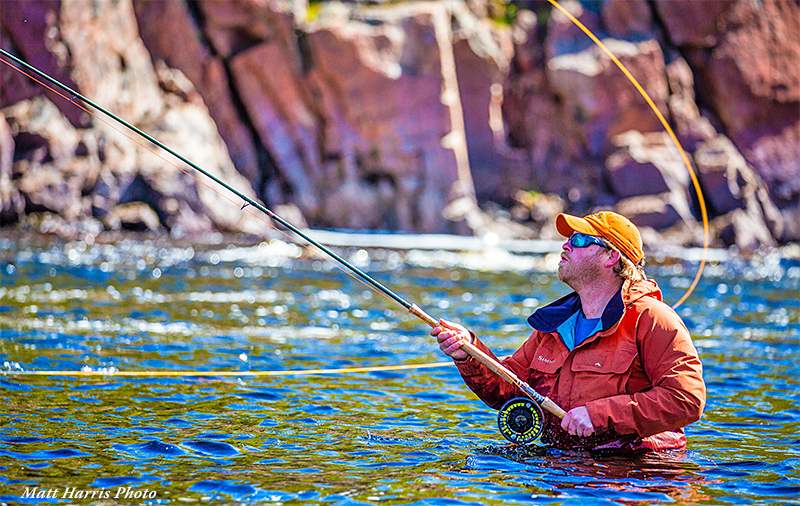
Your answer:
[443,340,462,354]
[439,318,457,330]
[434,319,471,361]
[560,406,595,437]
[436,333,459,349]
[435,330,454,343]
[560,412,573,432]
[438,319,469,341]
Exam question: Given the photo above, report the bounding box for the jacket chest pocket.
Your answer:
[569,342,639,401]
[571,341,638,374]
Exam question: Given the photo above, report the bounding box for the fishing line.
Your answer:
[0,49,402,311]
[545,0,710,309]
[0,0,710,417]
[4,361,455,377]
[0,48,568,422]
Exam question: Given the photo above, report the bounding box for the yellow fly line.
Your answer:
[2,1,709,381]
[6,362,455,378]
[545,0,710,309]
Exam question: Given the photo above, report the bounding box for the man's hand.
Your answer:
[431,319,471,361]
[561,406,595,437]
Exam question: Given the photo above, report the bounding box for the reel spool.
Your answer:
[498,397,544,444]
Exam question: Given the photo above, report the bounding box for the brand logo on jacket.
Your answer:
[537,355,554,364]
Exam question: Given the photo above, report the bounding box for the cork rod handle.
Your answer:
[409,304,566,419]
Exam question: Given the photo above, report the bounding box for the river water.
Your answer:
[0,233,798,505]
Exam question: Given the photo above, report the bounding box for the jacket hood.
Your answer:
[527,278,661,333]
[624,278,661,304]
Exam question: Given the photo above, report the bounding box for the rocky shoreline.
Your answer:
[1,0,798,250]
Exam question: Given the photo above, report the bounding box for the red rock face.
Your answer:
[0,0,797,246]
[0,0,88,127]
[1,0,265,237]
[654,0,737,47]
[684,0,800,204]
[132,0,263,186]
[503,0,797,245]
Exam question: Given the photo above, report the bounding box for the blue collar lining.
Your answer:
[527,288,625,334]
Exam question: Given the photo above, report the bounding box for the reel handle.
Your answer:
[409,304,567,419]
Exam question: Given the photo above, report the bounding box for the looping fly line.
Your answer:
[0,0,709,380]
[543,0,709,309]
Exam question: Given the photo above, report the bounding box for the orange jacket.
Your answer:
[456,279,706,452]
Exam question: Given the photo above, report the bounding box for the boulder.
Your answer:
[694,135,784,241]
[683,0,800,202]
[601,0,654,40]
[229,42,320,217]
[694,135,749,215]
[132,0,262,184]
[747,123,800,204]
[502,9,566,193]
[128,100,267,236]
[3,98,89,221]
[510,190,565,232]
[547,38,669,157]
[614,193,685,231]
[605,130,694,228]
[665,56,717,152]
[653,0,736,47]
[0,0,88,127]
[133,0,488,233]
[322,178,395,230]
[59,0,164,125]
[105,202,162,232]
[452,17,511,202]
[0,0,270,238]
[202,0,299,59]
[303,4,469,232]
[779,204,800,243]
[712,207,776,250]
[545,0,604,60]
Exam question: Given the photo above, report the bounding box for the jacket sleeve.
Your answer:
[454,331,542,410]
[585,303,706,437]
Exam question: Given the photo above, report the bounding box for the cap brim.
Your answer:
[556,213,600,238]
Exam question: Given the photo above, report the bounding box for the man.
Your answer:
[433,211,705,452]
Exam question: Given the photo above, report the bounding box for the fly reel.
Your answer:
[498,397,544,444]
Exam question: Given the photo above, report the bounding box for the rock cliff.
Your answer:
[1,0,798,248]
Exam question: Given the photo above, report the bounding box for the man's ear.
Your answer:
[605,249,620,268]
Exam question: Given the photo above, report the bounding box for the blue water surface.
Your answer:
[0,234,799,505]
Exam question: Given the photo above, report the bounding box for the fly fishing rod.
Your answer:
[1,48,565,441]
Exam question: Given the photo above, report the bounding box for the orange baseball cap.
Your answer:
[556,211,644,265]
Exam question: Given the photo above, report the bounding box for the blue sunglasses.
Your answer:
[569,232,608,249]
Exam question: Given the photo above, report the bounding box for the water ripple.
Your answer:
[183,440,239,457]
[1,237,798,504]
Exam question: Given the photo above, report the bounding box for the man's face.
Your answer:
[557,235,607,288]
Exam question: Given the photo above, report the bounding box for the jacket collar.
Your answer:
[527,286,625,334]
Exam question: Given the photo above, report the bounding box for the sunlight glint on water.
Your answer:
[1,235,799,505]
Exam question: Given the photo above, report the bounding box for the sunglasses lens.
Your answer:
[570,233,601,248]
[570,234,587,247]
